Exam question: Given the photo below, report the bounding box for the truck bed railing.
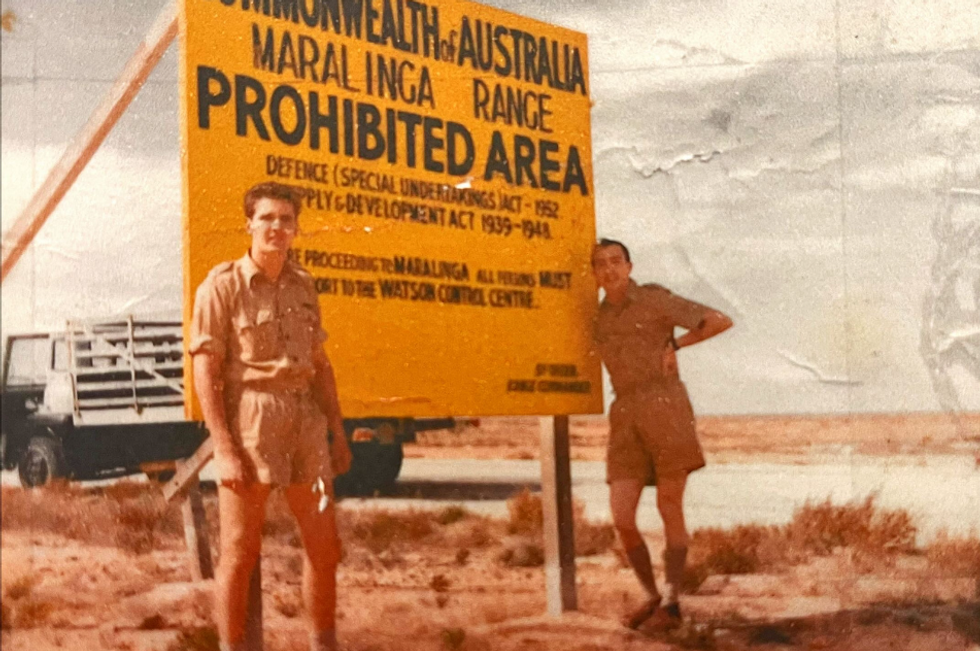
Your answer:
[65,317,185,415]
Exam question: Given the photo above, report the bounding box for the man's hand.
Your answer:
[331,434,352,476]
[215,447,257,490]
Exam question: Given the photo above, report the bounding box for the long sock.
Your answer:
[625,540,660,598]
[310,628,338,651]
[663,546,688,604]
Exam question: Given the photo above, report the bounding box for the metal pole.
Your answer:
[540,415,577,616]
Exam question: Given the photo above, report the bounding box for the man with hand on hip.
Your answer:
[592,238,732,630]
[190,181,352,651]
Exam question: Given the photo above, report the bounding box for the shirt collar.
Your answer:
[238,251,263,286]
[601,279,640,310]
[239,251,302,287]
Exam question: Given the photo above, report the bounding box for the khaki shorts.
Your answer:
[223,387,333,486]
[607,381,706,486]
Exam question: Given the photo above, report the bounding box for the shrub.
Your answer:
[3,574,36,600]
[506,489,542,535]
[342,508,436,554]
[436,505,469,526]
[786,495,916,556]
[441,627,466,650]
[167,627,221,651]
[924,531,980,577]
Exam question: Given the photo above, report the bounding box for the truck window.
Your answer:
[5,338,49,387]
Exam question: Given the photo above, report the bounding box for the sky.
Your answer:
[1,0,978,415]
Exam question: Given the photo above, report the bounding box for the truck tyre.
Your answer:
[18,435,68,488]
[335,442,404,496]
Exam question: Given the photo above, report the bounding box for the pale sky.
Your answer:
[2,0,978,415]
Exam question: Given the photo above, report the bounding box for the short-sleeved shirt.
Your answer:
[190,253,327,391]
[593,280,707,397]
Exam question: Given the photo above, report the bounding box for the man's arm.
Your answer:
[312,348,352,476]
[675,310,733,350]
[193,352,255,485]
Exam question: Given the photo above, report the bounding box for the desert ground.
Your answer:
[2,413,979,651]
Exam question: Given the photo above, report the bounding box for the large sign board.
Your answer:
[180,0,600,418]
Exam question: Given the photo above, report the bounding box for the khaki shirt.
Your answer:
[594,280,707,396]
[189,253,327,390]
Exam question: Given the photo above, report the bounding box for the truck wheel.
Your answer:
[18,436,68,488]
[335,442,404,496]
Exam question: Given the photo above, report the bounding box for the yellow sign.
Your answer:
[180,0,601,417]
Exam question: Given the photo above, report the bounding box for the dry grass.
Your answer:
[1,483,181,555]
[341,507,438,554]
[435,505,469,526]
[685,495,926,591]
[3,574,36,600]
[166,627,220,651]
[503,489,616,557]
[785,495,916,556]
[924,531,980,577]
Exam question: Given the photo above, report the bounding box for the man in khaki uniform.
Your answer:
[190,182,352,651]
[592,238,732,629]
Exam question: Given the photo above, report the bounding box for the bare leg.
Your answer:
[216,483,271,648]
[610,479,662,627]
[656,475,689,606]
[285,481,341,651]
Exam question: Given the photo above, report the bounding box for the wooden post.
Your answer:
[180,481,214,581]
[540,415,577,616]
[0,1,178,281]
[244,560,264,651]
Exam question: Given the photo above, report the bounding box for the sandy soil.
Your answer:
[409,412,980,462]
[3,494,979,650]
[2,413,979,650]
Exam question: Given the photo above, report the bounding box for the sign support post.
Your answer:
[540,415,578,615]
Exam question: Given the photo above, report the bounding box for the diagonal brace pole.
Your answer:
[0,0,178,282]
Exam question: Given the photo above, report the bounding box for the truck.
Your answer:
[0,317,459,494]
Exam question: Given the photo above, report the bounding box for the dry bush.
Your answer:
[499,539,545,567]
[441,627,466,650]
[167,627,221,651]
[504,490,615,556]
[262,491,299,544]
[273,591,302,618]
[786,495,916,556]
[449,517,496,549]
[506,488,542,535]
[340,508,437,554]
[115,496,166,555]
[572,502,616,557]
[2,483,181,555]
[11,598,55,629]
[924,531,980,577]
[3,574,36,600]
[436,505,469,526]
[688,524,786,584]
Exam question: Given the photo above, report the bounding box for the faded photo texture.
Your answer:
[1,1,979,650]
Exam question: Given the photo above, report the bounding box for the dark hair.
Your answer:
[593,238,631,265]
[244,182,302,219]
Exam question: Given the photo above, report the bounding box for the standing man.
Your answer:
[190,181,352,651]
[591,238,732,630]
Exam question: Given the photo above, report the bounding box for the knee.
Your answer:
[614,523,643,550]
[305,536,342,573]
[219,542,261,577]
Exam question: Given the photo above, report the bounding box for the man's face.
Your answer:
[592,244,633,294]
[248,197,298,255]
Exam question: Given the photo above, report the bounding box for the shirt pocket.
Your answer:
[233,308,278,361]
[282,301,323,360]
